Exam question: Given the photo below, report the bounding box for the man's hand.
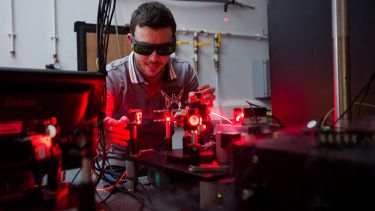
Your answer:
[198,84,216,108]
[103,116,131,147]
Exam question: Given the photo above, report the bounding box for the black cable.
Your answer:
[333,71,375,128]
[104,1,116,68]
[95,0,116,188]
[104,0,116,68]
[94,108,107,187]
[358,71,374,117]
[100,1,111,70]
[271,114,283,126]
[97,0,105,71]
[130,174,153,206]
[93,1,126,207]
[245,100,283,126]
[97,0,116,73]
[70,168,83,185]
[96,175,149,208]
[247,101,261,108]
[245,100,260,127]
[107,166,153,206]
[93,157,109,184]
[99,177,147,209]
[97,188,116,205]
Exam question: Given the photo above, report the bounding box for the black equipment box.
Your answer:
[232,134,375,211]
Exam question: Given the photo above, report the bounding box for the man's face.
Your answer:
[130,26,174,83]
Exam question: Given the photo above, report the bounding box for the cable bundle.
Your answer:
[94,0,116,190]
[96,0,116,73]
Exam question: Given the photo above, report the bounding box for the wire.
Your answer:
[245,100,283,126]
[96,186,117,206]
[96,172,151,209]
[95,0,116,189]
[245,100,260,127]
[96,165,128,192]
[104,1,116,67]
[332,71,375,128]
[97,0,116,72]
[271,114,283,126]
[249,102,260,127]
[94,2,151,210]
[321,102,375,129]
[321,108,334,129]
[358,73,374,117]
[94,164,127,205]
[246,100,270,111]
[359,102,375,109]
[113,8,123,59]
[210,112,233,124]
[70,168,83,185]
[92,153,152,206]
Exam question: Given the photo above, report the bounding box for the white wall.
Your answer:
[0,0,270,117]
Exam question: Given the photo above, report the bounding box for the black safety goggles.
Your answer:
[131,37,176,56]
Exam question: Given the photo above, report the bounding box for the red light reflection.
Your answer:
[30,134,52,160]
[188,114,200,126]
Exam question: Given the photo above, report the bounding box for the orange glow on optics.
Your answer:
[135,111,142,125]
[188,114,200,126]
[30,134,52,160]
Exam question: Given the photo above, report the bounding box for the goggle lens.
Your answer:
[132,38,175,56]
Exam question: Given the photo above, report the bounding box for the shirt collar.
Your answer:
[128,51,177,84]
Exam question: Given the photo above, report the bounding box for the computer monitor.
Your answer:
[0,67,106,137]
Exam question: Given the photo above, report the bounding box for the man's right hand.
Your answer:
[103,116,131,147]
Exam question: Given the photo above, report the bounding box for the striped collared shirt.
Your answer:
[127,52,177,84]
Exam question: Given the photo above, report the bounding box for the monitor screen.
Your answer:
[0,67,106,138]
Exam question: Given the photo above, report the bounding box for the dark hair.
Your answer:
[130,2,176,38]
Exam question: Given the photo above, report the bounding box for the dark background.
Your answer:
[268,0,375,127]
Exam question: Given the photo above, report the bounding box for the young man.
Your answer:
[103,1,215,181]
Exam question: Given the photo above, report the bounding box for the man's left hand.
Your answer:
[198,84,216,108]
